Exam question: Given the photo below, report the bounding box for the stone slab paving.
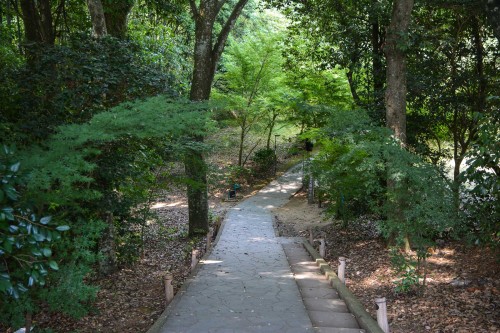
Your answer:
[157,165,314,333]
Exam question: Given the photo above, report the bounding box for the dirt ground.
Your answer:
[273,190,500,333]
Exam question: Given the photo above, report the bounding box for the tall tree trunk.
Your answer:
[266,112,278,149]
[87,0,107,38]
[102,0,133,38]
[384,0,414,145]
[186,0,249,236]
[371,1,385,124]
[238,117,247,167]
[20,0,54,45]
[99,212,117,276]
[19,0,54,66]
[384,0,414,252]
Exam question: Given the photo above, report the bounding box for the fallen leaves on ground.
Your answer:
[274,190,499,333]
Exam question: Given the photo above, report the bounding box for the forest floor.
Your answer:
[274,190,500,333]
[25,125,498,333]
[34,185,245,333]
[34,170,499,333]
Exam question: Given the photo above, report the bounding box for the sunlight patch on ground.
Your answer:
[200,260,224,265]
[150,201,187,209]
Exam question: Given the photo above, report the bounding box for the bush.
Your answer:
[1,33,171,145]
[251,148,276,177]
[312,109,457,248]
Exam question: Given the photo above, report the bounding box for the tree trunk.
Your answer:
[186,0,249,236]
[185,148,209,236]
[384,0,414,145]
[19,0,55,67]
[346,63,361,106]
[266,112,278,149]
[371,2,385,124]
[102,0,133,38]
[238,117,246,167]
[384,0,414,252]
[87,0,107,38]
[99,212,117,276]
[20,0,54,46]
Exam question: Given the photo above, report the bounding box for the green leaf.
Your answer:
[9,162,20,173]
[3,240,12,253]
[42,248,52,257]
[18,283,28,292]
[48,260,59,271]
[40,216,51,225]
[56,225,70,231]
[33,233,45,242]
[0,277,12,292]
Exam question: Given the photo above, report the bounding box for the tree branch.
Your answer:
[189,0,198,18]
[212,0,249,64]
[216,0,228,14]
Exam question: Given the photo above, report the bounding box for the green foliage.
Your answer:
[462,110,500,247]
[1,34,171,145]
[251,148,276,177]
[0,95,215,329]
[390,247,430,294]
[312,109,456,246]
[0,146,69,300]
[38,263,98,319]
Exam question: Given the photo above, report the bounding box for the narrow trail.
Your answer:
[149,165,365,333]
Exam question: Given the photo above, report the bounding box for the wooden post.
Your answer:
[309,227,314,245]
[191,249,199,270]
[164,273,174,306]
[338,257,346,284]
[375,297,390,333]
[319,238,325,258]
[207,227,213,250]
[308,174,315,204]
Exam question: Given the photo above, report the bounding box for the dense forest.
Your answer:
[0,0,498,332]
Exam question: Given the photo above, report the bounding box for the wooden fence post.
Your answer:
[191,249,199,270]
[319,238,325,257]
[375,297,390,333]
[309,227,314,245]
[164,273,174,306]
[207,227,213,251]
[338,257,346,284]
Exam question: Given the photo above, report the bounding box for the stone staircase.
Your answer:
[282,241,366,333]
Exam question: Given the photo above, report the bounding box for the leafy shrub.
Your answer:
[1,33,171,145]
[0,146,69,300]
[251,148,276,177]
[312,108,457,248]
[462,110,499,247]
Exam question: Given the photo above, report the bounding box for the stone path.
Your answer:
[151,165,365,333]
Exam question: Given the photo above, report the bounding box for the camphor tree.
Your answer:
[186,0,250,236]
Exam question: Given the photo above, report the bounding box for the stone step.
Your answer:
[282,241,364,332]
[303,298,349,313]
[309,311,360,329]
[314,328,366,333]
[300,287,340,299]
